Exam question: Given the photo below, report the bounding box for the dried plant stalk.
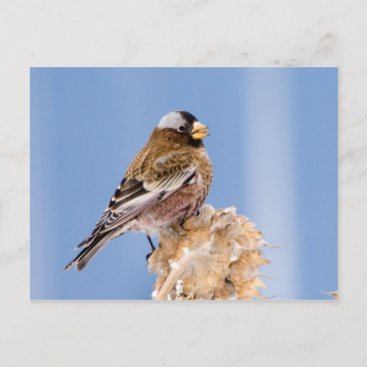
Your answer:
[148,204,270,301]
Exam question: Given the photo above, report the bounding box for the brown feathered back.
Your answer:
[121,129,212,205]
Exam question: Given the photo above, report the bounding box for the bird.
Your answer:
[64,111,212,271]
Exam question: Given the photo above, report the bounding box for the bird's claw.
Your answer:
[146,235,156,262]
[146,251,153,262]
[179,219,191,231]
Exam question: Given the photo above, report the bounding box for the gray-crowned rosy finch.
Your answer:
[65,111,212,271]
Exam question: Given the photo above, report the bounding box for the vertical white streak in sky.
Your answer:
[241,70,299,299]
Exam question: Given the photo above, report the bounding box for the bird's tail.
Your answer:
[64,232,116,272]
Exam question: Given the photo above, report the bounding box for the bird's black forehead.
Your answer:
[178,111,198,124]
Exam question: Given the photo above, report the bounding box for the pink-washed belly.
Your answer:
[132,183,207,234]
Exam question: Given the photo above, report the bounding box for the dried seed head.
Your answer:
[149,205,270,301]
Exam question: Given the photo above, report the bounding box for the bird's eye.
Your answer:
[178,125,186,132]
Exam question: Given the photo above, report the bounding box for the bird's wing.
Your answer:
[77,150,196,249]
[101,166,196,232]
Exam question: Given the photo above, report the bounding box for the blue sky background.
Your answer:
[30,67,337,300]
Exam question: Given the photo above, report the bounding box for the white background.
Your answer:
[1,0,366,366]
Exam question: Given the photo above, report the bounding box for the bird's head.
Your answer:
[157,111,209,140]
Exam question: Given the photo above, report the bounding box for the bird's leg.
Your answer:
[147,235,156,252]
[145,235,156,262]
[179,210,191,232]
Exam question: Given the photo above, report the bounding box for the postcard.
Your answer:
[30,67,337,300]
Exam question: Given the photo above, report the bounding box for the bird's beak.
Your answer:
[191,121,209,140]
